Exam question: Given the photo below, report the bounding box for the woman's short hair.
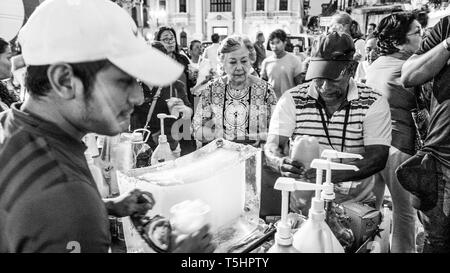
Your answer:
[375,12,416,55]
[217,36,251,62]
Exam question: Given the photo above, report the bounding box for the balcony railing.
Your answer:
[245,11,300,19]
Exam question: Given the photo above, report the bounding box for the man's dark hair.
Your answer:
[189,40,201,51]
[211,33,220,43]
[25,60,112,99]
[375,12,416,55]
[268,29,287,43]
[369,23,377,29]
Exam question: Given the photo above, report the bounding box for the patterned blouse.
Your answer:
[192,76,277,144]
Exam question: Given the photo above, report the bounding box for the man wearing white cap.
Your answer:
[0,0,213,253]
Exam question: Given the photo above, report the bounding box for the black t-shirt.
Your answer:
[415,16,450,168]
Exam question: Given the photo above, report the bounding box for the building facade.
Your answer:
[124,0,312,45]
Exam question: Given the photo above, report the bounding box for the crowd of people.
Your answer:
[0,0,449,253]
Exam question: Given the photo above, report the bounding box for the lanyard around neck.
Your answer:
[316,101,351,152]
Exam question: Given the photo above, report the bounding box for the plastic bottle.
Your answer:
[290,135,320,169]
[85,152,109,198]
[131,130,153,168]
[268,184,300,253]
[112,133,134,172]
[151,114,177,165]
[281,156,360,253]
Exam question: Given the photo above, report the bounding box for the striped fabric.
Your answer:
[0,106,111,253]
[290,81,383,155]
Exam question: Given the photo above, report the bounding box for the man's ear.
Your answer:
[47,63,82,100]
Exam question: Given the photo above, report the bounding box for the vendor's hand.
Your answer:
[105,189,155,218]
[353,53,362,62]
[279,157,306,179]
[290,190,313,216]
[171,225,216,253]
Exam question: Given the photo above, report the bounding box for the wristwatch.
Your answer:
[443,39,450,51]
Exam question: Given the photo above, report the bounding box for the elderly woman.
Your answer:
[365,12,423,253]
[192,36,277,146]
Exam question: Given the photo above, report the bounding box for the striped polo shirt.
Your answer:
[269,78,392,156]
[0,104,110,253]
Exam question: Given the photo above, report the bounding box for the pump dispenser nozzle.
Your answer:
[157,114,177,143]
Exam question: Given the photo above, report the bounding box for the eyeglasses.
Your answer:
[161,37,175,44]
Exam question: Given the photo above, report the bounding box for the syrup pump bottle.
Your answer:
[276,158,359,252]
[150,114,178,165]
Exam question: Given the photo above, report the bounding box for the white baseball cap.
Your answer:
[18,0,183,86]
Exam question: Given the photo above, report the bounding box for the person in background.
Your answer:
[366,12,423,253]
[243,37,259,77]
[329,13,366,62]
[366,23,377,38]
[189,40,202,64]
[260,29,303,98]
[350,20,366,62]
[130,41,193,156]
[253,32,266,75]
[401,14,450,253]
[293,44,307,64]
[202,33,221,74]
[354,37,378,84]
[156,27,197,155]
[0,0,213,253]
[307,16,321,35]
[192,36,277,147]
[0,37,19,112]
[265,32,391,216]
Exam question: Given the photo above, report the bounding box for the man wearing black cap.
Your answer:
[265,32,392,214]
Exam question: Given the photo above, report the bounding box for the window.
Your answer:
[179,0,187,13]
[256,0,265,11]
[210,0,231,12]
[143,8,149,27]
[279,0,288,11]
[180,31,187,48]
[159,0,166,10]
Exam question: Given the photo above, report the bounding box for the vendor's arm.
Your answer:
[402,18,449,87]
[6,183,111,253]
[329,95,391,183]
[264,91,305,177]
[104,189,154,218]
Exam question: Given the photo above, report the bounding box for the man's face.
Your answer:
[77,64,144,136]
[0,45,12,80]
[293,46,300,55]
[365,38,377,57]
[269,38,286,54]
[258,34,265,43]
[367,25,375,35]
[313,73,350,105]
